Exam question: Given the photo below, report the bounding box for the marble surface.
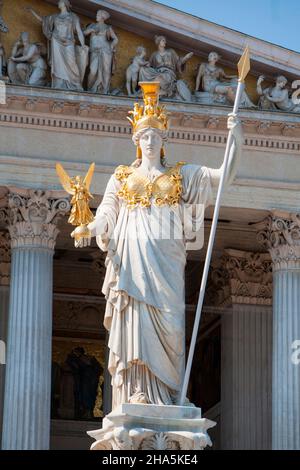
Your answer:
[88,403,216,450]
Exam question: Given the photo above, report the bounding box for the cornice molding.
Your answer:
[1,86,300,154]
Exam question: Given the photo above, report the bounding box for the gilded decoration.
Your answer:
[115,161,186,208]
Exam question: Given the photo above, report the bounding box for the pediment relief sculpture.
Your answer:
[0,0,8,79]
[194,51,256,108]
[27,0,88,91]
[2,1,300,114]
[7,32,47,87]
[257,74,300,113]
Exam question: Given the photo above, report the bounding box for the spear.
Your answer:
[179,46,250,406]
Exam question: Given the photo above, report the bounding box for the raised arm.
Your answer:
[256,75,265,96]
[84,24,95,37]
[208,113,243,188]
[11,40,22,58]
[26,7,43,23]
[11,44,37,63]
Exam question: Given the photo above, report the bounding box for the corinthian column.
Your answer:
[0,230,10,446]
[1,190,69,450]
[258,211,300,450]
[211,249,273,449]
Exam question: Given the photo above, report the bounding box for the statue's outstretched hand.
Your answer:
[71,225,91,248]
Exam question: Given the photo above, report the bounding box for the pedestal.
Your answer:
[88,404,216,450]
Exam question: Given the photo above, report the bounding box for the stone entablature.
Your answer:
[2,85,300,150]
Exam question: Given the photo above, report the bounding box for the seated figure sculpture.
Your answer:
[195,51,255,108]
[139,35,194,101]
[8,32,47,86]
[257,75,300,113]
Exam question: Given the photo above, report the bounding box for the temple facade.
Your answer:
[0,0,300,450]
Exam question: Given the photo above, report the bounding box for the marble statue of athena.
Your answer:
[78,82,243,409]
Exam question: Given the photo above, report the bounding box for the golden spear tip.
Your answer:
[237,45,251,83]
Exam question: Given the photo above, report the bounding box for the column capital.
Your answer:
[0,231,10,286]
[7,189,70,250]
[210,249,272,306]
[257,210,300,271]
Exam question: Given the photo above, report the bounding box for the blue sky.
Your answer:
[157,0,300,52]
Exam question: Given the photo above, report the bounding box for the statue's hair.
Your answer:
[154,35,167,46]
[96,9,110,21]
[132,127,168,146]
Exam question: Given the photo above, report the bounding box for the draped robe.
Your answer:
[95,164,213,408]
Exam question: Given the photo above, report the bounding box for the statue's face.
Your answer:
[21,32,29,43]
[139,128,163,160]
[277,78,287,89]
[208,52,219,64]
[96,11,103,21]
[159,38,166,49]
[58,0,67,10]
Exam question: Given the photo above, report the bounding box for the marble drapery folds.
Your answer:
[93,164,213,408]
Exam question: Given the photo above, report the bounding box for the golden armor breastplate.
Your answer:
[115,162,186,208]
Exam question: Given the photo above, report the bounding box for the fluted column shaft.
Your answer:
[2,247,53,449]
[221,304,272,449]
[213,249,273,449]
[272,268,300,449]
[0,230,11,447]
[258,212,300,449]
[1,190,69,450]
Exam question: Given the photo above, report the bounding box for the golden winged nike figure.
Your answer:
[56,162,95,246]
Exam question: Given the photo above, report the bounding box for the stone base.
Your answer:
[87,403,216,450]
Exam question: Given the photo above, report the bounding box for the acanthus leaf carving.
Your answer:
[209,249,272,306]
[257,212,300,270]
[7,190,70,250]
